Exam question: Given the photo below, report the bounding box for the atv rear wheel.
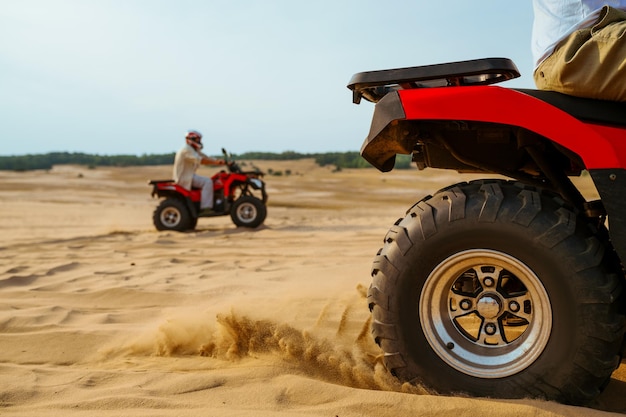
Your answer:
[153,198,194,232]
[230,195,266,228]
[368,180,624,404]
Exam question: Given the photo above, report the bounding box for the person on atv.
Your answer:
[173,130,227,215]
[532,0,626,101]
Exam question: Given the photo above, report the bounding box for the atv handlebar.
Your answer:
[220,148,264,177]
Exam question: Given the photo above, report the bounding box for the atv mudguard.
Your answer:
[360,87,625,173]
[351,57,626,268]
[149,180,200,217]
[150,180,200,201]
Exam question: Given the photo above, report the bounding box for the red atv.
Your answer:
[149,149,267,231]
[348,58,626,405]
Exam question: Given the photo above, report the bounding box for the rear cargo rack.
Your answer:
[347,57,520,104]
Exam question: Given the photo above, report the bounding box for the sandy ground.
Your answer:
[0,160,624,417]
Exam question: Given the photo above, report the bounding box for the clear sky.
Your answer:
[0,0,535,156]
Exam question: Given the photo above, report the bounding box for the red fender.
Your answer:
[398,86,626,169]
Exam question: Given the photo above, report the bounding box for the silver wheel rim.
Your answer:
[420,249,552,378]
[236,202,257,223]
[160,206,181,228]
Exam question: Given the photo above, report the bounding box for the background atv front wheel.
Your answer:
[368,180,625,404]
[153,198,194,232]
[230,196,266,228]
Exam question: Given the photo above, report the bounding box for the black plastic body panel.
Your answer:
[359,91,408,171]
[590,169,626,262]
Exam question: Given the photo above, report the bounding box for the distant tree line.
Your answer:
[0,151,413,171]
[0,152,176,171]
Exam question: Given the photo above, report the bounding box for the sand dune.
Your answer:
[0,161,624,416]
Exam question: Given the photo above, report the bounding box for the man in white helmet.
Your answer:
[173,130,227,215]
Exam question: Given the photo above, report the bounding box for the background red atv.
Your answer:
[348,58,626,405]
[149,148,267,231]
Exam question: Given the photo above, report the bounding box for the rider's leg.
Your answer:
[192,174,213,209]
[534,6,626,101]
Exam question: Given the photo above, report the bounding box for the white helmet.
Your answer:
[185,130,203,150]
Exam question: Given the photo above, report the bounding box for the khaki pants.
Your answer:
[534,6,626,102]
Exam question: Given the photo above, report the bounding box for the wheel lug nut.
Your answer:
[483,277,495,287]
[509,301,520,312]
[460,299,472,310]
[484,323,497,335]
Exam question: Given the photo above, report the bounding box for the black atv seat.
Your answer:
[516,89,626,128]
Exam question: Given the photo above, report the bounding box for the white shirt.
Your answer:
[532,0,626,68]
[173,143,203,189]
